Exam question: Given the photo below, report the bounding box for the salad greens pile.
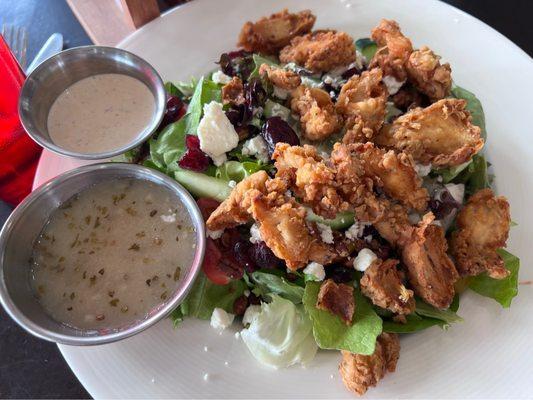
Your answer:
[123,36,520,368]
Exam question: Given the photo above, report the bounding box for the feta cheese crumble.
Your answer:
[197,101,239,166]
[273,86,290,99]
[317,223,334,244]
[414,163,432,177]
[207,229,223,239]
[249,223,263,244]
[445,183,465,204]
[268,102,290,119]
[303,262,325,281]
[353,248,378,272]
[210,308,235,330]
[345,221,368,240]
[241,135,270,163]
[382,75,406,95]
[211,70,232,85]
[228,180,237,188]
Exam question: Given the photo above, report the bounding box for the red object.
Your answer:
[0,35,42,206]
[202,238,231,285]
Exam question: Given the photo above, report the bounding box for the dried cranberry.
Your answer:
[233,240,257,273]
[250,242,283,270]
[341,67,360,80]
[248,293,261,305]
[218,229,242,250]
[217,50,254,80]
[285,273,299,282]
[161,95,185,128]
[218,251,244,280]
[326,264,355,284]
[245,78,267,110]
[260,117,300,156]
[225,106,245,126]
[178,135,209,172]
[429,189,460,219]
[233,295,249,315]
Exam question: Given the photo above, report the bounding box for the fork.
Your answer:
[1,24,28,69]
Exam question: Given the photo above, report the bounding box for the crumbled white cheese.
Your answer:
[301,76,323,88]
[160,213,177,223]
[210,308,235,330]
[364,235,373,243]
[228,180,237,188]
[210,153,227,167]
[444,183,465,204]
[244,289,250,297]
[197,101,239,166]
[212,70,232,85]
[242,305,262,326]
[382,75,406,95]
[303,262,325,281]
[207,229,223,239]
[249,223,263,244]
[317,223,334,244]
[414,163,432,177]
[269,102,290,120]
[241,135,270,163]
[273,86,290,99]
[345,221,368,240]
[353,248,378,272]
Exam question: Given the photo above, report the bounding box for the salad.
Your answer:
[120,9,520,396]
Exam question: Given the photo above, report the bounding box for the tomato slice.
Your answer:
[197,198,221,222]
[202,238,230,285]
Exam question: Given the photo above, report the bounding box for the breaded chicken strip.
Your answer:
[291,85,342,141]
[450,189,511,279]
[374,98,484,167]
[206,171,269,230]
[360,258,415,315]
[370,200,412,247]
[238,9,316,55]
[336,68,388,140]
[353,142,428,211]
[406,46,452,101]
[316,279,355,325]
[279,30,356,73]
[401,214,459,309]
[221,76,245,106]
[339,333,400,396]
[249,194,332,270]
[273,143,347,218]
[369,20,413,81]
[259,63,301,90]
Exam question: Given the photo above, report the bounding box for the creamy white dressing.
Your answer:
[47,73,155,154]
[30,179,195,330]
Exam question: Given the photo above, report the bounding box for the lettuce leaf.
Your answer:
[215,160,268,183]
[303,282,382,355]
[451,85,486,139]
[468,249,520,308]
[148,118,187,172]
[250,271,305,304]
[306,209,354,230]
[176,271,245,320]
[355,38,378,61]
[431,160,473,184]
[174,170,232,201]
[184,76,222,135]
[249,54,279,78]
[452,154,490,195]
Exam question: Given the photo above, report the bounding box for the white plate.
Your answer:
[34,0,533,397]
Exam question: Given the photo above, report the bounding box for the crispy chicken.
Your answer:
[374,98,484,167]
[259,63,301,90]
[450,189,511,279]
[360,258,415,315]
[316,279,355,325]
[221,76,245,106]
[336,68,388,140]
[280,30,356,73]
[290,85,342,141]
[401,214,459,309]
[406,46,452,101]
[238,9,316,55]
[369,19,413,81]
[339,333,400,396]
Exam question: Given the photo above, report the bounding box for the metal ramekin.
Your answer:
[18,46,166,160]
[0,163,205,345]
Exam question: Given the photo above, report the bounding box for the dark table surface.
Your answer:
[0,0,532,398]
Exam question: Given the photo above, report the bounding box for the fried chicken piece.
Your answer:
[391,83,430,112]
[353,142,428,211]
[316,279,355,325]
[360,259,415,315]
[238,9,316,55]
[279,30,356,73]
[259,63,301,90]
[290,85,342,141]
[336,68,388,138]
[273,143,347,218]
[221,76,245,106]
[374,98,484,167]
[369,19,413,81]
[339,333,400,396]
[406,46,452,101]
[401,214,459,309]
[206,171,269,230]
[450,189,511,279]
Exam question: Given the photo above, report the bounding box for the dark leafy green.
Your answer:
[148,118,187,173]
[355,38,378,62]
[215,160,269,182]
[303,282,382,355]
[451,85,486,139]
[469,249,520,308]
[452,154,490,195]
[250,271,305,304]
[431,160,472,184]
[249,54,280,78]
